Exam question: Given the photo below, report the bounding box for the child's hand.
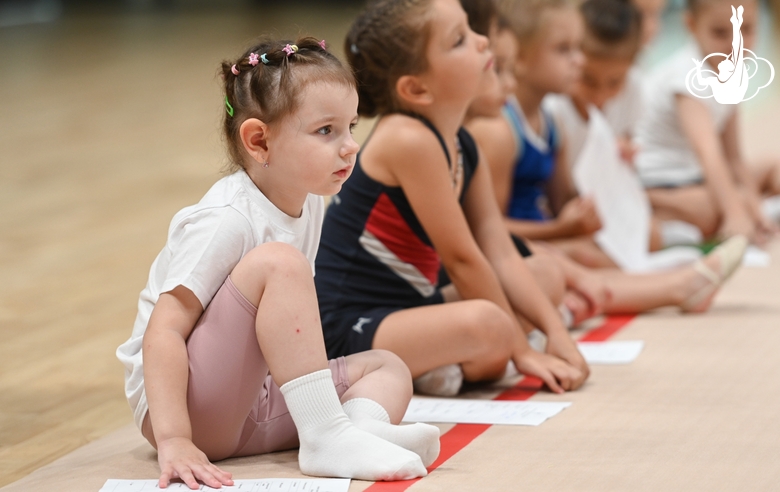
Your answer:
[617,136,638,166]
[558,197,602,236]
[512,347,584,394]
[745,192,778,245]
[156,436,234,490]
[545,331,590,390]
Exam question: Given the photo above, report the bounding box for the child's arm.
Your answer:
[143,286,233,489]
[544,134,578,216]
[469,117,601,241]
[374,117,581,392]
[463,148,589,386]
[676,95,755,240]
[721,111,775,243]
[466,116,517,217]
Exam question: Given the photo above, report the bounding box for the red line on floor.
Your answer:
[363,315,636,492]
[578,314,636,342]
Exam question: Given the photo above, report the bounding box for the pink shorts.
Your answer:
[146,276,350,460]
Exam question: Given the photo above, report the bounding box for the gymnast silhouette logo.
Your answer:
[686,5,774,104]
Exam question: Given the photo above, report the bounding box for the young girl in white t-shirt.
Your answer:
[634,0,779,244]
[116,37,438,489]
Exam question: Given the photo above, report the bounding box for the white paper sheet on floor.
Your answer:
[577,340,645,364]
[98,478,351,492]
[402,397,571,426]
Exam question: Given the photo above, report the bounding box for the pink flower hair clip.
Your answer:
[318,39,327,50]
[282,44,298,57]
[231,64,240,75]
[248,53,259,66]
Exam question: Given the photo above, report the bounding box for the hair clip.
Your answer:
[282,44,298,57]
[260,53,269,65]
[231,64,240,75]
[350,43,359,54]
[318,39,327,50]
[225,95,234,117]
[249,53,259,66]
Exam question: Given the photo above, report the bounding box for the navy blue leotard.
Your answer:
[503,97,560,221]
[314,117,478,358]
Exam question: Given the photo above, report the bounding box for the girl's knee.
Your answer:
[461,300,515,352]
[231,243,313,306]
[238,242,310,274]
[347,349,412,382]
[233,242,310,283]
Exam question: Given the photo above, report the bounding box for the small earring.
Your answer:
[263,161,269,168]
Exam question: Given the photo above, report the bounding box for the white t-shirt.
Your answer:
[603,67,646,140]
[116,170,325,430]
[635,42,736,187]
[544,68,645,170]
[543,95,589,170]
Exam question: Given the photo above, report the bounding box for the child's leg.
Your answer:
[750,158,780,196]
[442,254,567,308]
[546,241,744,315]
[371,300,515,381]
[230,243,426,480]
[548,236,619,269]
[340,350,440,467]
[339,350,412,422]
[524,254,566,306]
[647,186,721,238]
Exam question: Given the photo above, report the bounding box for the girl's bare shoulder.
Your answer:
[466,115,514,151]
[364,114,448,163]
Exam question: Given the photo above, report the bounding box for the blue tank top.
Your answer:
[502,97,559,221]
[314,117,479,351]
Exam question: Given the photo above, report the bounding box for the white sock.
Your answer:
[412,364,463,397]
[527,329,548,352]
[558,304,574,329]
[280,369,427,481]
[661,220,704,247]
[342,398,440,467]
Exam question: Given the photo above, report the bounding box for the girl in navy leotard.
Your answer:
[315,0,589,397]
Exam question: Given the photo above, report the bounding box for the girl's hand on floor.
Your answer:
[545,332,590,390]
[156,436,234,490]
[512,349,583,394]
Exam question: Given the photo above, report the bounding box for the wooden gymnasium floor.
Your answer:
[2,5,780,491]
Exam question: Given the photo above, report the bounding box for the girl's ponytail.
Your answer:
[344,0,434,117]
